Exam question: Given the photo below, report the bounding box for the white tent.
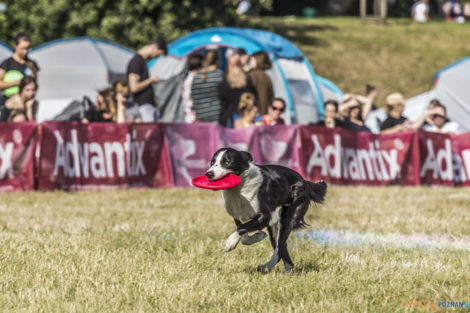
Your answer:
[402,57,470,132]
[30,37,134,102]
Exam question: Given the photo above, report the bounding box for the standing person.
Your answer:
[248,51,273,115]
[411,0,430,22]
[191,50,224,122]
[0,33,39,104]
[234,92,261,129]
[219,48,254,127]
[262,98,286,126]
[126,37,167,122]
[181,53,203,123]
[4,76,38,121]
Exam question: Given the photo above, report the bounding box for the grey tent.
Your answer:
[399,57,470,133]
[30,37,134,102]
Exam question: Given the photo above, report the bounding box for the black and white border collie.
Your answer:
[206,148,327,273]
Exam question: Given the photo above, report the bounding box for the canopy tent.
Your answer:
[401,56,470,133]
[149,27,343,124]
[0,41,12,64]
[30,37,134,102]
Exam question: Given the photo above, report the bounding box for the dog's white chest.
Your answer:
[221,165,263,222]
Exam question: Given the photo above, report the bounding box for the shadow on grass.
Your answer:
[246,20,338,47]
[240,260,321,275]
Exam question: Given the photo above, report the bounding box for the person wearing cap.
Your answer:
[380,92,435,134]
[422,102,460,135]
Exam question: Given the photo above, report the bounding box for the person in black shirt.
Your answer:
[339,95,372,132]
[126,36,167,122]
[316,100,346,129]
[0,33,37,99]
[380,92,435,134]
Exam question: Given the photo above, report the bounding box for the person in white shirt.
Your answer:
[422,103,460,135]
[412,0,430,22]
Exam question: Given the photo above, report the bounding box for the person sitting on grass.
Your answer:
[82,88,126,123]
[316,99,345,129]
[4,76,38,121]
[422,102,460,135]
[339,94,372,132]
[261,98,286,126]
[234,92,261,129]
[7,109,27,122]
[380,92,436,134]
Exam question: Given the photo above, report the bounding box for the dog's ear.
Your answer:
[240,151,253,163]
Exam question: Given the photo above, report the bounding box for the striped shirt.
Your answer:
[191,69,224,122]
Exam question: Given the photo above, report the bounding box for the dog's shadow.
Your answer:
[242,260,321,275]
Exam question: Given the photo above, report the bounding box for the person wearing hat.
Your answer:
[380,92,436,134]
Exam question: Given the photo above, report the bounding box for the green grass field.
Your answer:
[1,187,469,312]
[250,17,470,105]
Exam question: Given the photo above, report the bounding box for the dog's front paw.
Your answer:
[224,232,241,252]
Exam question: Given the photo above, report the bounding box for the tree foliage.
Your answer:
[0,0,269,49]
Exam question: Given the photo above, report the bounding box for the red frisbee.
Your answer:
[192,174,241,190]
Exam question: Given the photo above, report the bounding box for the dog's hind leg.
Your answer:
[267,223,278,249]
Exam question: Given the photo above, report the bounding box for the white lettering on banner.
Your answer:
[307,134,400,181]
[420,139,453,181]
[420,138,470,182]
[53,130,148,178]
[0,142,14,179]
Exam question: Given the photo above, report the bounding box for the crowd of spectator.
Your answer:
[411,0,470,23]
[316,87,460,135]
[0,32,462,136]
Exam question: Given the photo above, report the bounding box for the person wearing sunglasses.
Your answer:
[422,103,460,135]
[261,98,286,126]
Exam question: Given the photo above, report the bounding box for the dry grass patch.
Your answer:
[0,187,468,312]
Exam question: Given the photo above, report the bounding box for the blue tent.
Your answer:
[149,27,343,124]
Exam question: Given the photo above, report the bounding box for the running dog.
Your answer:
[205,148,327,273]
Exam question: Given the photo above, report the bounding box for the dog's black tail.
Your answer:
[307,180,327,204]
[293,180,327,229]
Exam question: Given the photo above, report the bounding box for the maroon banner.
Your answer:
[451,132,470,187]
[419,131,470,186]
[37,122,171,190]
[257,125,302,173]
[299,126,420,185]
[163,123,222,187]
[0,122,36,191]
[2,122,470,191]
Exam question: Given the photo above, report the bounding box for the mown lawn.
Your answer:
[250,17,470,105]
[0,187,469,312]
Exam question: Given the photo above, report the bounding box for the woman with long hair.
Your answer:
[4,75,38,121]
[191,50,224,122]
[219,49,255,127]
[234,92,261,129]
[248,51,273,115]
